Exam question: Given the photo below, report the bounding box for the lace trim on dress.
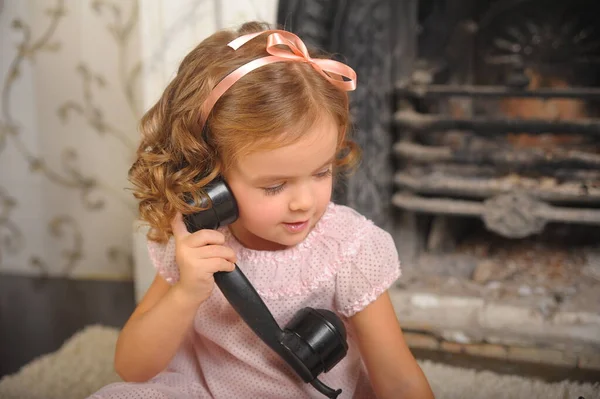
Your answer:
[222,203,375,299]
[221,203,336,266]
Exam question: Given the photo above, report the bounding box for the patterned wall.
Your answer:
[0,0,277,280]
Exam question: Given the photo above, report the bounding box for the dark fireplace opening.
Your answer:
[394,0,600,280]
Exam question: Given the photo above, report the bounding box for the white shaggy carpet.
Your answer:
[0,325,598,399]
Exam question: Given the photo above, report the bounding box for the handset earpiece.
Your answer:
[183,178,348,398]
[183,178,239,232]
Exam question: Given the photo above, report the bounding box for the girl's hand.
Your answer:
[170,212,237,305]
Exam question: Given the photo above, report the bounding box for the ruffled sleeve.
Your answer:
[334,224,401,317]
[147,237,179,285]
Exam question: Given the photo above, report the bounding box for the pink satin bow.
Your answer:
[200,29,357,128]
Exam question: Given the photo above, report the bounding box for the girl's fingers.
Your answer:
[172,214,225,248]
[201,258,236,274]
[182,228,226,248]
[192,245,237,263]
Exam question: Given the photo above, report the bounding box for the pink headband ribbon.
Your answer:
[199,29,358,128]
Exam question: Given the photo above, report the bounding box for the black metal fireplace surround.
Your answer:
[278,0,600,378]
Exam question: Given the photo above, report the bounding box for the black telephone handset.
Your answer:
[183,178,348,398]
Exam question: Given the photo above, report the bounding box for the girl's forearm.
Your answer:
[378,368,435,399]
[114,286,201,382]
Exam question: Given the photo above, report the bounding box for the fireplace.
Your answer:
[393,0,600,372]
[278,0,600,374]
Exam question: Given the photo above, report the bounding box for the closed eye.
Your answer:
[262,168,331,196]
[315,168,332,179]
[263,183,285,196]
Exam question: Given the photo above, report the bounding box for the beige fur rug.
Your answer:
[0,325,598,399]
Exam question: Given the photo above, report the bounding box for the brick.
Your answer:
[440,341,464,354]
[463,343,507,360]
[479,304,545,331]
[506,346,577,367]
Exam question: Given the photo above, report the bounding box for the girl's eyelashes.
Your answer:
[315,168,332,179]
[263,183,285,196]
[261,169,331,196]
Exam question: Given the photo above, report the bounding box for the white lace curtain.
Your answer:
[0,0,277,280]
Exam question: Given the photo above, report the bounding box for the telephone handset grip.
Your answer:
[214,266,314,382]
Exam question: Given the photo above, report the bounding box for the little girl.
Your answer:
[89,21,434,399]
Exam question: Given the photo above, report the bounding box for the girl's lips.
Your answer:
[283,220,309,233]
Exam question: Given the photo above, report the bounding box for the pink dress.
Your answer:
[89,203,401,399]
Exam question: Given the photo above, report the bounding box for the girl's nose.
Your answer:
[289,182,315,212]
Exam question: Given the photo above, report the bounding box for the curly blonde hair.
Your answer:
[129,22,360,243]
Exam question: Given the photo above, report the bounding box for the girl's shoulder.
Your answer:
[327,204,401,317]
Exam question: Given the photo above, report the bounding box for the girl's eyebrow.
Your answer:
[252,156,335,184]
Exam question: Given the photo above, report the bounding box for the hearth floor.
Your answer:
[390,270,600,378]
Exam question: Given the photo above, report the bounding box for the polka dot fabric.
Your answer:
[89,203,401,399]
